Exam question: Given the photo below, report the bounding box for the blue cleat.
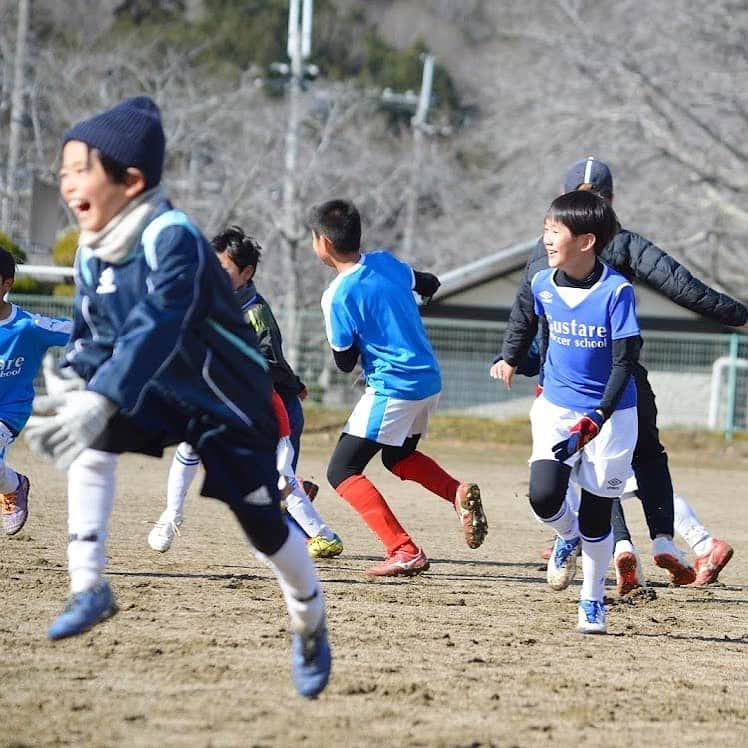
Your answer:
[577,599,607,634]
[48,581,118,640]
[546,536,580,591]
[291,624,331,698]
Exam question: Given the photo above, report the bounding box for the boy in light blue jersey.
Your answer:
[526,190,640,634]
[0,249,71,534]
[308,198,488,577]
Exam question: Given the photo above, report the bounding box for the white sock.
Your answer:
[255,525,325,636]
[0,462,19,494]
[165,442,200,519]
[565,482,581,516]
[0,424,18,492]
[580,530,614,602]
[67,449,117,594]
[614,538,635,557]
[285,484,333,539]
[534,499,579,540]
[674,493,712,556]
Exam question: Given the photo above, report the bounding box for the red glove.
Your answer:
[552,411,605,462]
[535,384,544,398]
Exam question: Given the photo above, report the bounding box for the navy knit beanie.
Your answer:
[63,96,165,189]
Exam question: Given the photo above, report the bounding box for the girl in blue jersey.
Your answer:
[24,97,330,698]
[526,190,640,634]
[308,198,488,578]
[0,249,71,535]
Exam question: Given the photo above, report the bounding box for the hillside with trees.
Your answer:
[1,0,746,309]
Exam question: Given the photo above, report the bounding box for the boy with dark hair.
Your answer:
[149,226,343,560]
[493,156,742,589]
[308,198,488,577]
[25,96,330,698]
[526,190,639,634]
[0,249,71,535]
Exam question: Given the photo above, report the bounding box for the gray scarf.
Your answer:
[78,185,167,263]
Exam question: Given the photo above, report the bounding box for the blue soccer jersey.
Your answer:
[0,305,71,432]
[532,264,639,412]
[321,251,441,400]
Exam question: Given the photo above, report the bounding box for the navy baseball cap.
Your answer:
[563,156,613,196]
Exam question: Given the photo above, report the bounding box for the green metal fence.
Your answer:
[10,294,748,432]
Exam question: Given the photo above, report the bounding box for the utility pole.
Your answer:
[2,0,30,236]
[279,0,314,369]
[403,53,434,256]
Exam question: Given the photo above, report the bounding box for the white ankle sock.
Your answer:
[614,539,635,557]
[0,461,18,494]
[673,494,711,555]
[285,485,333,539]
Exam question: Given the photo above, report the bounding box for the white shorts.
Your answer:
[622,475,639,499]
[344,388,440,446]
[529,396,637,498]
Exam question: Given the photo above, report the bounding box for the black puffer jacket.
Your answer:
[500,227,748,366]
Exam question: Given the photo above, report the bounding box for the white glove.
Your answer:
[25,390,118,471]
[275,435,297,492]
[42,353,86,396]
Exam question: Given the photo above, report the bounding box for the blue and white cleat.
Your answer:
[577,599,607,634]
[547,536,581,590]
[291,624,331,698]
[48,581,118,640]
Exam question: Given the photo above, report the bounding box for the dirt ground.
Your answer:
[2,436,747,748]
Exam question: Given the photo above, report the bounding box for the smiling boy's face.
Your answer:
[59,141,133,232]
[542,218,594,272]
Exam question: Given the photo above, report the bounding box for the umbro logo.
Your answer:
[539,290,553,303]
[96,267,117,294]
[607,478,622,488]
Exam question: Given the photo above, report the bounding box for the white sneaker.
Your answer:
[652,535,696,586]
[614,540,646,596]
[148,511,183,553]
[547,536,580,590]
[577,600,607,634]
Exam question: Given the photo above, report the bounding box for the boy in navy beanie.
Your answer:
[63,95,165,189]
[26,96,332,698]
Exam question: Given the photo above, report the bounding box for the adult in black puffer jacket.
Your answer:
[495,157,747,586]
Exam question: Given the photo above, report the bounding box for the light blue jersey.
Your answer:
[532,264,639,412]
[0,305,71,433]
[321,251,441,400]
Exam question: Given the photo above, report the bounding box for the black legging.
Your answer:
[327,433,421,488]
[629,362,675,539]
[529,459,613,539]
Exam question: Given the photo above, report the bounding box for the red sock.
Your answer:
[335,475,415,554]
[390,451,459,503]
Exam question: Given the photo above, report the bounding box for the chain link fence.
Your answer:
[11,294,748,432]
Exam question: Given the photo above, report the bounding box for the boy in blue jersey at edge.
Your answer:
[526,190,639,634]
[308,198,488,577]
[0,249,71,535]
[24,96,330,698]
